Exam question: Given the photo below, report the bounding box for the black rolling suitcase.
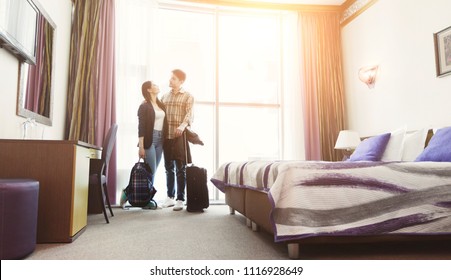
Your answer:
[186,165,209,212]
[184,132,209,212]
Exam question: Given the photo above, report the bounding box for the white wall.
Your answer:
[341,0,451,137]
[0,0,72,140]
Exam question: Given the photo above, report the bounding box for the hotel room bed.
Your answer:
[210,128,451,259]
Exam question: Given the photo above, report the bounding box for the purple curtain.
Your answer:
[25,14,46,114]
[96,0,117,203]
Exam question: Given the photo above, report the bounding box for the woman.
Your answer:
[120,81,167,209]
[138,80,167,176]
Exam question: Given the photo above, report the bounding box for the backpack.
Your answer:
[125,160,157,207]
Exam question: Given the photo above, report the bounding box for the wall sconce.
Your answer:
[358,65,379,88]
[334,130,361,160]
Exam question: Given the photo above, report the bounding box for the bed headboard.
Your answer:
[361,128,434,148]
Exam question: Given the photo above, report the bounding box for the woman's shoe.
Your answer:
[120,189,128,209]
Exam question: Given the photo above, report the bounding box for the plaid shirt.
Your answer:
[161,88,194,139]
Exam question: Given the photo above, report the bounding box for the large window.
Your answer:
[115,0,302,203]
[217,12,281,164]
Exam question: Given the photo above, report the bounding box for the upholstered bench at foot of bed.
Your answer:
[0,179,39,260]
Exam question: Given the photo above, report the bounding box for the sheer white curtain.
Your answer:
[115,0,303,203]
[115,0,161,202]
[281,12,304,161]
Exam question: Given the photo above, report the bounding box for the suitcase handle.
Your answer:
[183,130,193,167]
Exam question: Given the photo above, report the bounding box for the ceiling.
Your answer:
[245,0,347,5]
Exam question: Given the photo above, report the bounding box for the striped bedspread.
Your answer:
[211,160,451,242]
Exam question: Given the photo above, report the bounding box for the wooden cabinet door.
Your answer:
[71,145,91,236]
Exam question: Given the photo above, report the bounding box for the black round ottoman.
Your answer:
[0,179,39,260]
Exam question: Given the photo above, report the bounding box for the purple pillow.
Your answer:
[415,126,451,162]
[348,133,391,162]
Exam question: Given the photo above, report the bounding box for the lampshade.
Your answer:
[334,130,361,150]
[358,65,379,88]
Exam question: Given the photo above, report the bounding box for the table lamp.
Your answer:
[334,130,361,160]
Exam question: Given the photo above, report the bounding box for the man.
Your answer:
[161,69,194,211]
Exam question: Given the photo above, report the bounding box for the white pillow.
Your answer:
[381,127,406,161]
[401,128,428,161]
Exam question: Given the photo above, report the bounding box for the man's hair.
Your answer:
[141,81,152,102]
[172,69,186,82]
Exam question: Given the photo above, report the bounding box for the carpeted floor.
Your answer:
[25,204,451,260]
[26,204,288,260]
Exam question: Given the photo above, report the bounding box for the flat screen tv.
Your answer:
[0,0,39,64]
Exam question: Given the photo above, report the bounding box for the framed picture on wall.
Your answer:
[434,25,451,77]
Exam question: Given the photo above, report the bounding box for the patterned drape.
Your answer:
[65,0,101,143]
[299,12,345,162]
[66,0,117,201]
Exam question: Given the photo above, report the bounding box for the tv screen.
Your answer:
[0,0,38,64]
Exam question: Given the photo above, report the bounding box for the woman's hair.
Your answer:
[141,81,152,102]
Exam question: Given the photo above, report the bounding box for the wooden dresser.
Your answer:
[0,140,101,243]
